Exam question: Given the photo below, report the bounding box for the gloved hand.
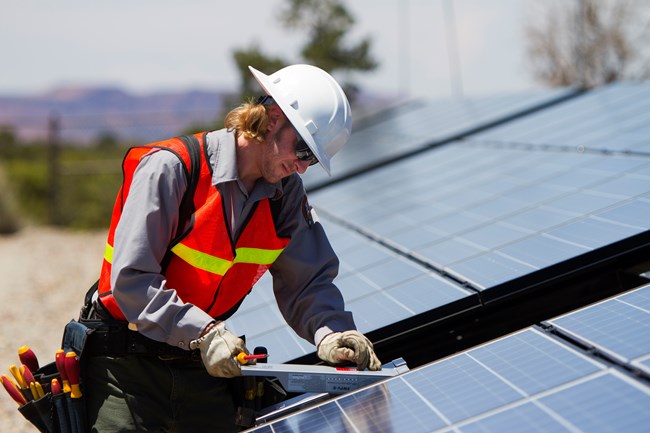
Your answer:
[190,322,248,378]
[317,330,382,371]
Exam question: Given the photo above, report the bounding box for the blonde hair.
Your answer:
[224,98,269,142]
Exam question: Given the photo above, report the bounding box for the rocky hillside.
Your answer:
[0,87,231,144]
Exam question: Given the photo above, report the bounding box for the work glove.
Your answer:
[317,330,382,371]
[190,322,248,378]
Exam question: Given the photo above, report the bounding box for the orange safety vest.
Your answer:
[98,133,290,321]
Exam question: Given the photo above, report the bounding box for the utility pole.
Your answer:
[399,0,411,100]
[442,0,463,99]
[47,112,60,226]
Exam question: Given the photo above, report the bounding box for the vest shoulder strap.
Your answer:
[160,134,203,271]
[174,134,202,241]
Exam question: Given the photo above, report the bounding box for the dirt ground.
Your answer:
[0,226,107,432]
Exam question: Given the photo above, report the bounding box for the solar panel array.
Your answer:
[311,142,650,292]
[300,88,576,189]
[246,284,650,433]
[227,82,650,365]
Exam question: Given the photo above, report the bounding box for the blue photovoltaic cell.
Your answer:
[383,274,471,313]
[263,400,347,433]
[545,217,643,249]
[548,285,650,363]
[619,283,650,310]
[496,235,590,269]
[403,354,524,423]
[467,329,602,396]
[445,252,538,289]
[333,380,447,432]
[501,207,575,233]
[539,372,650,433]
[415,238,486,267]
[459,403,574,433]
[595,199,650,230]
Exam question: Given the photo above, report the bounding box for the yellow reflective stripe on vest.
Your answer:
[171,243,285,275]
[233,247,284,265]
[171,243,233,275]
[104,243,114,264]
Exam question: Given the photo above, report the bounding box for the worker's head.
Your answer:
[224,95,317,183]
[248,64,352,176]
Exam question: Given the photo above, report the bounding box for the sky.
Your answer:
[2,0,543,102]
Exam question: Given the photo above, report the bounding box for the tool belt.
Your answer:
[78,319,200,361]
[77,281,200,361]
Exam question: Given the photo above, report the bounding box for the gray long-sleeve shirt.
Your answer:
[110,129,356,350]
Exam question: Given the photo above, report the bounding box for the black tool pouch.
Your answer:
[17,391,55,433]
[54,319,93,433]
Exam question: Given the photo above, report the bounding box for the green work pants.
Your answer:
[84,354,239,433]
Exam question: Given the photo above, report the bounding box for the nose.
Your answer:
[295,159,311,174]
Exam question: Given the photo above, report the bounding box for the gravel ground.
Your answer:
[0,226,106,432]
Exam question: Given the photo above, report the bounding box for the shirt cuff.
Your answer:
[314,326,335,348]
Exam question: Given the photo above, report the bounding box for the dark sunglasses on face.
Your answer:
[290,124,319,166]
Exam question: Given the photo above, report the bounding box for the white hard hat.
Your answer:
[249,64,352,175]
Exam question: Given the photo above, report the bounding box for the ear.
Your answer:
[266,104,284,132]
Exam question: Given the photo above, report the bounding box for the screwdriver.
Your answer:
[65,352,83,398]
[1,375,27,406]
[236,353,268,365]
[51,378,62,395]
[55,350,71,394]
[18,346,39,373]
[9,365,27,390]
[29,382,45,400]
[20,365,35,388]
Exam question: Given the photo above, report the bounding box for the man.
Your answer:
[81,64,381,432]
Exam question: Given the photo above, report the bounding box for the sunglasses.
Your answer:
[288,122,318,166]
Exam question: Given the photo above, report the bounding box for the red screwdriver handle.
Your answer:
[18,346,39,373]
[55,350,71,393]
[1,375,27,406]
[65,352,83,398]
[20,365,35,386]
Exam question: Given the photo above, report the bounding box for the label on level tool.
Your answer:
[288,374,323,393]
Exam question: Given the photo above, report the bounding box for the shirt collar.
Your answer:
[205,129,284,200]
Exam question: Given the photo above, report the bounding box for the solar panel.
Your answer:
[300,88,577,189]
[310,142,650,290]
[245,285,650,433]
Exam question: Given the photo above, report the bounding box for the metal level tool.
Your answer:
[241,358,409,395]
[246,358,410,426]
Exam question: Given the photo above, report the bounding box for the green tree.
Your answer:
[232,44,287,100]
[231,0,377,103]
[280,0,377,74]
